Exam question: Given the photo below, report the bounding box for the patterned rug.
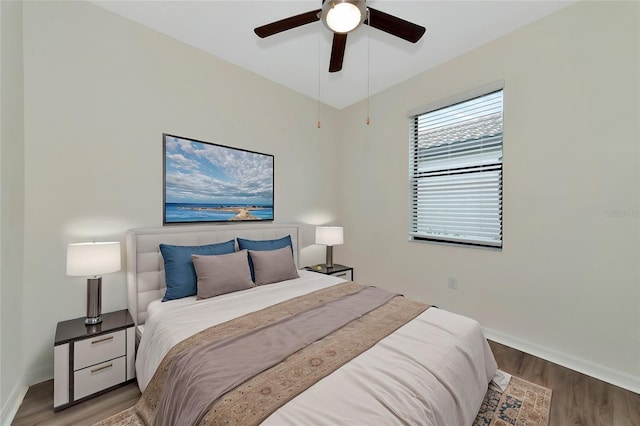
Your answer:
[97,375,551,426]
[474,376,552,426]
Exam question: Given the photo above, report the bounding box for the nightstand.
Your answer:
[53,309,135,411]
[304,264,354,281]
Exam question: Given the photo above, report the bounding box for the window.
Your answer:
[409,85,503,248]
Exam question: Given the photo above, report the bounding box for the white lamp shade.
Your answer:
[315,226,344,246]
[66,241,121,277]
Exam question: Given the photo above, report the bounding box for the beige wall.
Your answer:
[20,0,340,384]
[337,0,639,391]
[0,0,26,421]
[3,0,638,413]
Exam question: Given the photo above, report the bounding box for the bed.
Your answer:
[126,224,500,425]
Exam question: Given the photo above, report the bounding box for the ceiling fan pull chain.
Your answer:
[366,8,371,126]
[317,27,322,129]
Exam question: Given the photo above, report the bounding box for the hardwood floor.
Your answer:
[11,341,640,425]
[11,381,140,426]
[488,341,640,426]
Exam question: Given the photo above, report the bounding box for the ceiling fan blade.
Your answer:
[329,33,348,73]
[254,9,321,38]
[366,7,426,43]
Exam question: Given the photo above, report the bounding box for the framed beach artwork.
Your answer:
[163,134,274,224]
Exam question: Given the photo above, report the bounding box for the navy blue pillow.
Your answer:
[159,240,235,301]
[237,235,293,281]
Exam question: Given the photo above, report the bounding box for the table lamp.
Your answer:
[315,226,344,268]
[66,241,121,325]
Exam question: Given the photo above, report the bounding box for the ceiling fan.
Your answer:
[254,0,426,73]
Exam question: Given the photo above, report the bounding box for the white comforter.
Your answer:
[136,271,498,425]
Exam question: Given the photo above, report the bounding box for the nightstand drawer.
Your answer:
[331,270,353,281]
[74,356,126,400]
[74,330,125,370]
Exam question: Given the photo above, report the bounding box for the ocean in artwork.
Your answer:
[165,203,274,223]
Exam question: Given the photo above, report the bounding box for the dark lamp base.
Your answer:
[86,277,103,326]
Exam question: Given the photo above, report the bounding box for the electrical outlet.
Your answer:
[448,277,458,290]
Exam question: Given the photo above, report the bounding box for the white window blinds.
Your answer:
[409,89,503,248]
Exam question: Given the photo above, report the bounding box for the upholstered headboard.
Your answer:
[126,224,300,325]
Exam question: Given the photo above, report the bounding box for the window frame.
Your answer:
[408,81,505,249]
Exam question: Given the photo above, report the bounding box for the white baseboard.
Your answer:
[0,366,53,426]
[483,327,640,394]
[0,378,28,426]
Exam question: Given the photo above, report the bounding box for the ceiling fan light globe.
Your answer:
[322,0,366,34]
[327,3,360,32]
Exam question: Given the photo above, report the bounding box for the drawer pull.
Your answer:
[91,336,114,345]
[91,363,113,374]
[336,273,347,277]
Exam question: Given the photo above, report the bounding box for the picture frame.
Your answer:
[163,133,274,224]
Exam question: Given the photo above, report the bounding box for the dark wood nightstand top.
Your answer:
[304,264,353,275]
[54,309,134,346]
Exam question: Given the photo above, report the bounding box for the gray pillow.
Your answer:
[191,250,254,299]
[249,246,300,286]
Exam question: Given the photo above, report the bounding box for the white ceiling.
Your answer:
[91,1,575,110]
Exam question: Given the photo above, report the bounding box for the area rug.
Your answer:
[96,375,551,426]
[473,376,552,426]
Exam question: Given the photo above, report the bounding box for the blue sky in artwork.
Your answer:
[164,135,273,205]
